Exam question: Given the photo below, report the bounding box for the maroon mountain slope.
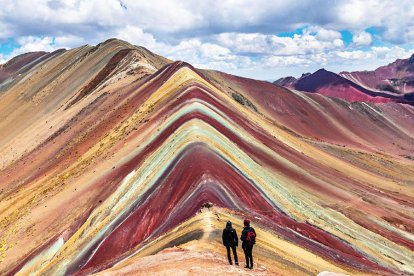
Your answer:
[273,76,297,88]
[340,53,414,95]
[279,68,403,103]
[274,73,311,89]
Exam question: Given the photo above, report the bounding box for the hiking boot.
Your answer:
[249,266,253,269]
[229,261,233,265]
[235,262,239,266]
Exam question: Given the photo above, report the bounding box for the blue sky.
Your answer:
[1,0,414,80]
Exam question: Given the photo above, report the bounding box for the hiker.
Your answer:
[222,221,239,265]
[241,219,256,269]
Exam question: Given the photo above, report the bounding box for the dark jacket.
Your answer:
[241,226,256,245]
[222,228,238,246]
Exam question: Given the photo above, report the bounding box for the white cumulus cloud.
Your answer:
[216,27,344,56]
[9,36,56,57]
[352,31,372,46]
[115,25,157,49]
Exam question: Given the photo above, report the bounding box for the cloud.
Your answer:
[115,25,157,49]
[305,26,342,41]
[154,38,251,71]
[264,56,312,67]
[352,31,372,46]
[9,36,56,56]
[335,50,369,60]
[335,46,411,61]
[216,27,344,56]
[0,0,413,43]
[0,0,413,80]
[336,0,414,44]
[54,35,86,48]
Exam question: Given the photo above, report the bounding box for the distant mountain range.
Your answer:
[274,54,414,104]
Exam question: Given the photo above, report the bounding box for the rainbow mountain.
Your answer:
[0,39,413,275]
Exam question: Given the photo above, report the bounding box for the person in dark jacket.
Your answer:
[222,221,239,265]
[240,219,256,269]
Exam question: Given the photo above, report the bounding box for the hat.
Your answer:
[226,221,232,229]
[243,219,250,226]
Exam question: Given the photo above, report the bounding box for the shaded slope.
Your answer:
[0,42,413,275]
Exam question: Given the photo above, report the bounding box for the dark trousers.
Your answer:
[226,245,238,264]
[243,244,253,267]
